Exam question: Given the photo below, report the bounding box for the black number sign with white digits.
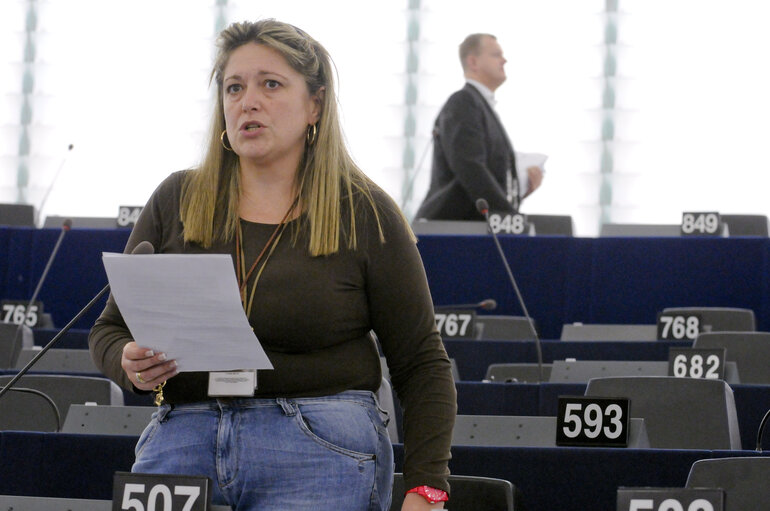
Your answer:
[434,310,476,339]
[668,348,726,380]
[617,487,724,511]
[657,312,701,341]
[112,472,211,511]
[117,206,144,228]
[556,396,630,447]
[488,212,529,235]
[1,299,43,327]
[681,212,721,236]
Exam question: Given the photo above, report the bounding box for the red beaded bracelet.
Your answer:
[406,485,449,504]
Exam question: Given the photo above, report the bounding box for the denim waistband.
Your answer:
[162,389,378,413]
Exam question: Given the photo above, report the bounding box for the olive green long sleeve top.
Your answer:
[89,170,457,493]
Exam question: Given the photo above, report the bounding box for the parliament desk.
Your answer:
[443,339,692,381]
[3,368,767,453]
[15,327,770,450]
[0,431,768,511]
[14,332,770,451]
[3,227,770,338]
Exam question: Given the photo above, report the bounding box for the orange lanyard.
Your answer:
[235,197,298,316]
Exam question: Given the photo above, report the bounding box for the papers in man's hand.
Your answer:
[515,151,548,194]
[102,252,273,373]
[515,151,548,172]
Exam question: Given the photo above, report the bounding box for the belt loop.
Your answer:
[276,398,296,416]
[155,403,172,423]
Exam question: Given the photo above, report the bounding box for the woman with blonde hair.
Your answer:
[90,18,456,511]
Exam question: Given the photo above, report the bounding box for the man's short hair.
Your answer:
[459,33,496,70]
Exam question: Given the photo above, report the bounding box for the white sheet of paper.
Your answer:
[516,151,548,171]
[515,151,548,195]
[102,252,273,373]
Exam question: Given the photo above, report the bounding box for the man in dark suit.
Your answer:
[415,33,544,220]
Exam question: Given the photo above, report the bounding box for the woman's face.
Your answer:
[222,42,321,171]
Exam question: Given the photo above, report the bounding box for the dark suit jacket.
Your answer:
[415,83,518,221]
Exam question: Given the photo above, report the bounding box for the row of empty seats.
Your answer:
[435,306,757,341]
[0,345,768,506]
[561,306,756,340]
[2,430,766,511]
[4,318,770,441]
[0,373,400,439]
[412,214,576,236]
[409,214,770,237]
[2,361,761,451]
[486,359,743,384]
[3,309,763,380]
[0,374,124,431]
[1,306,757,351]
[2,372,762,449]
[3,457,767,511]
[0,203,130,229]
[599,215,770,237]
[3,204,768,238]
[454,376,742,451]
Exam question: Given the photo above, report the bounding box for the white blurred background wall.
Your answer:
[2,0,769,236]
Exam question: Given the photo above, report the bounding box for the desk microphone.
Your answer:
[756,407,770,451]
[476,198,544,382]
[6,218,72,367]
[0,241,155,408]
[36,144,74,226]
[399,131,435,211]
[435,298,497,311]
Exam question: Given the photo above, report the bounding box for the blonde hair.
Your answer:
[181,19,403,255]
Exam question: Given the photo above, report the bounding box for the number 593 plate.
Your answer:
[556,396,630,447]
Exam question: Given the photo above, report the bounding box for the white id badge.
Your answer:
[207,370,257,397]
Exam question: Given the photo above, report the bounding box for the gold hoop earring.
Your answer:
[220,130,234,152]
[306,123,317,146]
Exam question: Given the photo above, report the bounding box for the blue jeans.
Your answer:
[132,391,394,511]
